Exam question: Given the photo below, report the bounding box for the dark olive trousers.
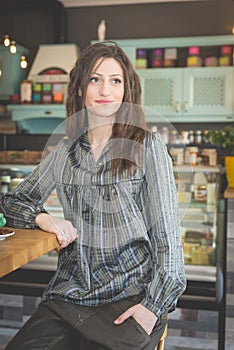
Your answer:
[5,295,167,350]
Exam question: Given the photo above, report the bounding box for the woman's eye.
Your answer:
[113,78,122,84]
[90,77,99,83]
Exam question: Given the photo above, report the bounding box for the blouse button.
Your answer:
[111,188,117,196]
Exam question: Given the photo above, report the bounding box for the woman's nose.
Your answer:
[100,81,111,96]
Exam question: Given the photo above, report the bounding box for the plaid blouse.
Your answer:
[0,131,186,317]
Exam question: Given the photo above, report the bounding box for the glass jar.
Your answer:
[189,130,195,144]
[169,130,178,144]
[194,172,207,202]
[180,130,190,145]
[0,175,11,193]
[20,80,32,104]
[186,146,199,166]
[195,130,202,144]
[160,126,169,144]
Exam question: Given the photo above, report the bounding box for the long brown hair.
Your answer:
[66,41,147,176]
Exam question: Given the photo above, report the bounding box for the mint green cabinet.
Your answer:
[183,67,233,118]
[110,35,234,123]
[137,68,183,118]
[138,67,233,122]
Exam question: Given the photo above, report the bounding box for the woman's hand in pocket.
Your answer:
[114,303,157,335]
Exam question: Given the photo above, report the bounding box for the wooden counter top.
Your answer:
[0,228,59,278]
[224,187,234,199]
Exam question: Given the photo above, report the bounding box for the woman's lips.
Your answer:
[95,100,113,104]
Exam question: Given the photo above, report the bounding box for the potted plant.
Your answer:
[205,124,234,188]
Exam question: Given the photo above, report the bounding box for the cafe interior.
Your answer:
[0,0,234,349]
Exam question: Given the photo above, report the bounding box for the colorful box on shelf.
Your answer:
[189,46,200,55]
[151,48,163,68]
[163,59,176,67]
[136,48,148,69]
[219,56,231,66]
[135,58,147,69]
[187,56,203,67]
[164,48,177,60]
[221,45,232,55]
[31,82,67,104]
[205,56,218,67]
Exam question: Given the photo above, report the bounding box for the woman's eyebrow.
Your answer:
[91,72,123,77]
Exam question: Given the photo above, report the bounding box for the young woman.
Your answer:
[0,42,186,350]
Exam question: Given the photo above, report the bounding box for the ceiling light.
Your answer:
[3,35,10,47]
[9,41,17,54]
[20,55,28,69]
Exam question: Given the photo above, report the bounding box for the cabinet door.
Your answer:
[137,68,183,119]
[183,67,233,116]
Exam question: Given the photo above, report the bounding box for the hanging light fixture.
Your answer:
[20,55,28,69]
[3,34,10,47]
[2,35,29,70]
[9,40,17,54]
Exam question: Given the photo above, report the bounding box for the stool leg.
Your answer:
[155,323,167,350]
[157,338,165,350]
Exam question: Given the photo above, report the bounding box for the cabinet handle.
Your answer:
[184,101,189,112]
[175,101,180,113]
[44,110,52,115]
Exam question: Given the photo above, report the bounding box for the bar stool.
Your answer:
[155,324,167,350]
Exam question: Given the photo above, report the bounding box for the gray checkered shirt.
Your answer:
[0,131,186,317]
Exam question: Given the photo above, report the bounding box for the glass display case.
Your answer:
[175,165,222,282]
[172,164,226,350]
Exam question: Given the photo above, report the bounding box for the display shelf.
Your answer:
[0,164,37,171]
[174,164,221,173]
[109,35,234,67]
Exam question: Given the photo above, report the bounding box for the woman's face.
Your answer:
[84,57,125,118]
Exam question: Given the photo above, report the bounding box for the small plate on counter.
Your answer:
[0,228,15,241]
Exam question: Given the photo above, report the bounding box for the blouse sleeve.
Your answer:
[141,132,186,317]
[0,148,57,229]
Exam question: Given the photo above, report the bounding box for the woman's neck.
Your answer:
[88,124,113,146]
[87,114,114,146]
[87,115,114,161]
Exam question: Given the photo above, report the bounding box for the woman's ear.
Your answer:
[78,88,82,96]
